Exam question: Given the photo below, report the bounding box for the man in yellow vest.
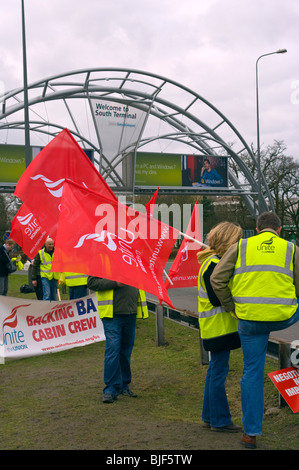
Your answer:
[32,237,59,301]
[64,272,88,299]
[211,212,299,449]
[87,276,148,403]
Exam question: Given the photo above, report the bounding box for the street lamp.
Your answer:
[21,0,31,168]
[255,48,287,213]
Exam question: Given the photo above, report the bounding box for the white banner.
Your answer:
[0,293,105,363]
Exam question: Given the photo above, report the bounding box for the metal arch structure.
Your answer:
[0,67,273,217]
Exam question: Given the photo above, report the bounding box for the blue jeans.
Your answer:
[41,277,58,301]
[69,285,87,300]
[238,300,299,436]
[202,349,233,427]
[102,314,136,396]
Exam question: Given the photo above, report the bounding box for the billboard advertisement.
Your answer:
[0,144,94,185]
[0,144,28,184]
[135,152,228,189]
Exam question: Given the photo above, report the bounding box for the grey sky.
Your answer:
[1,0,298,158]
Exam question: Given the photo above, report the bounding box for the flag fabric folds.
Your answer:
[10,203,47,258]
[14,128,117,244]
[51,180,179,307]
[165,201,203,289]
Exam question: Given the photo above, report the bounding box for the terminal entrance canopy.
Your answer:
[0,67,273,217]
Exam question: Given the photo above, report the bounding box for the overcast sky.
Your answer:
[1,0,298,159]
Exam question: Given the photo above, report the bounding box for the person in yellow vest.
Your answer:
[211,212,299,449]
[197,221,243,433]
[64,272,88,299]
[87,276,148,403]
[32,237,60,301]
[11,255,24,271]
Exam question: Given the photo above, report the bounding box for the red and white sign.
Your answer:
[0,293,105,362]
[268,367,299,413]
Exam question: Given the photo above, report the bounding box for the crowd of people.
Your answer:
[0,211,298,450]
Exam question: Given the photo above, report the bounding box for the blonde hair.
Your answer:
[197,221,242,263]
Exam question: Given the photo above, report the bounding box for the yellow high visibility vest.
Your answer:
[38,249,59,280]
[198,255,238,340]
[96,289,149,319]
[231,233,297,321]
[64,272,88,287]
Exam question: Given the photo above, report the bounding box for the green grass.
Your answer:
[0,274,298,450]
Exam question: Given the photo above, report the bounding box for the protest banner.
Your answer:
[0,293,105,363]
[268,366,299,413]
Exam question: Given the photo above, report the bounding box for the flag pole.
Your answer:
[178,231,208,248]
[164,270,173,285]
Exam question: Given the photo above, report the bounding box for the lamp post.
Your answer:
[255,48,287,213]
[21,0,31,168]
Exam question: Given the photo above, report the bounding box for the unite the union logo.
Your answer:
[257,237,275,252]
[74,231,117,251]
[30,174,65,198]
[3,304,31,329]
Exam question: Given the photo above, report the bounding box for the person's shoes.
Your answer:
[202,421,211,429]
[211,423,242,433]
[241,433,257,449]
[102,393,116,403]
[121,388,138,398]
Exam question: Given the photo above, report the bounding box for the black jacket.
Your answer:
[0,245,13,276]
[87,276,139,315]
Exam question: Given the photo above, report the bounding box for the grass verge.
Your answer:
[0,274,298,450]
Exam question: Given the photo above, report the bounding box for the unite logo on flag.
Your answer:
[30,174,66,198]
[74,231,117,252]
[17,211,40,238]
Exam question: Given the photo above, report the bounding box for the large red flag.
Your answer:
[10,203,48,258]
[14,128,116,241]
[165,201,204,289]
[51,180,179,307]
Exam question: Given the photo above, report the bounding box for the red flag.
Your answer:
[165,201,203,289]
[14,128,116,240]
[146,187,159,216]
[51,180,179,307]
[10,203,48,258]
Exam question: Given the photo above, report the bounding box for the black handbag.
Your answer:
[6,260,17,273]
[5,251,17,273]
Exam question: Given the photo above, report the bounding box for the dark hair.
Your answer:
[257,212,281,231]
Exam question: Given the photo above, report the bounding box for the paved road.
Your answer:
[149,263,299,345]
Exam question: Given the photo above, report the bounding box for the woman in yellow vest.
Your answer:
[197,221,242,432]
[87,275,148,403]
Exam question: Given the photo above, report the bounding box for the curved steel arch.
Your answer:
[0,67,273,216]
